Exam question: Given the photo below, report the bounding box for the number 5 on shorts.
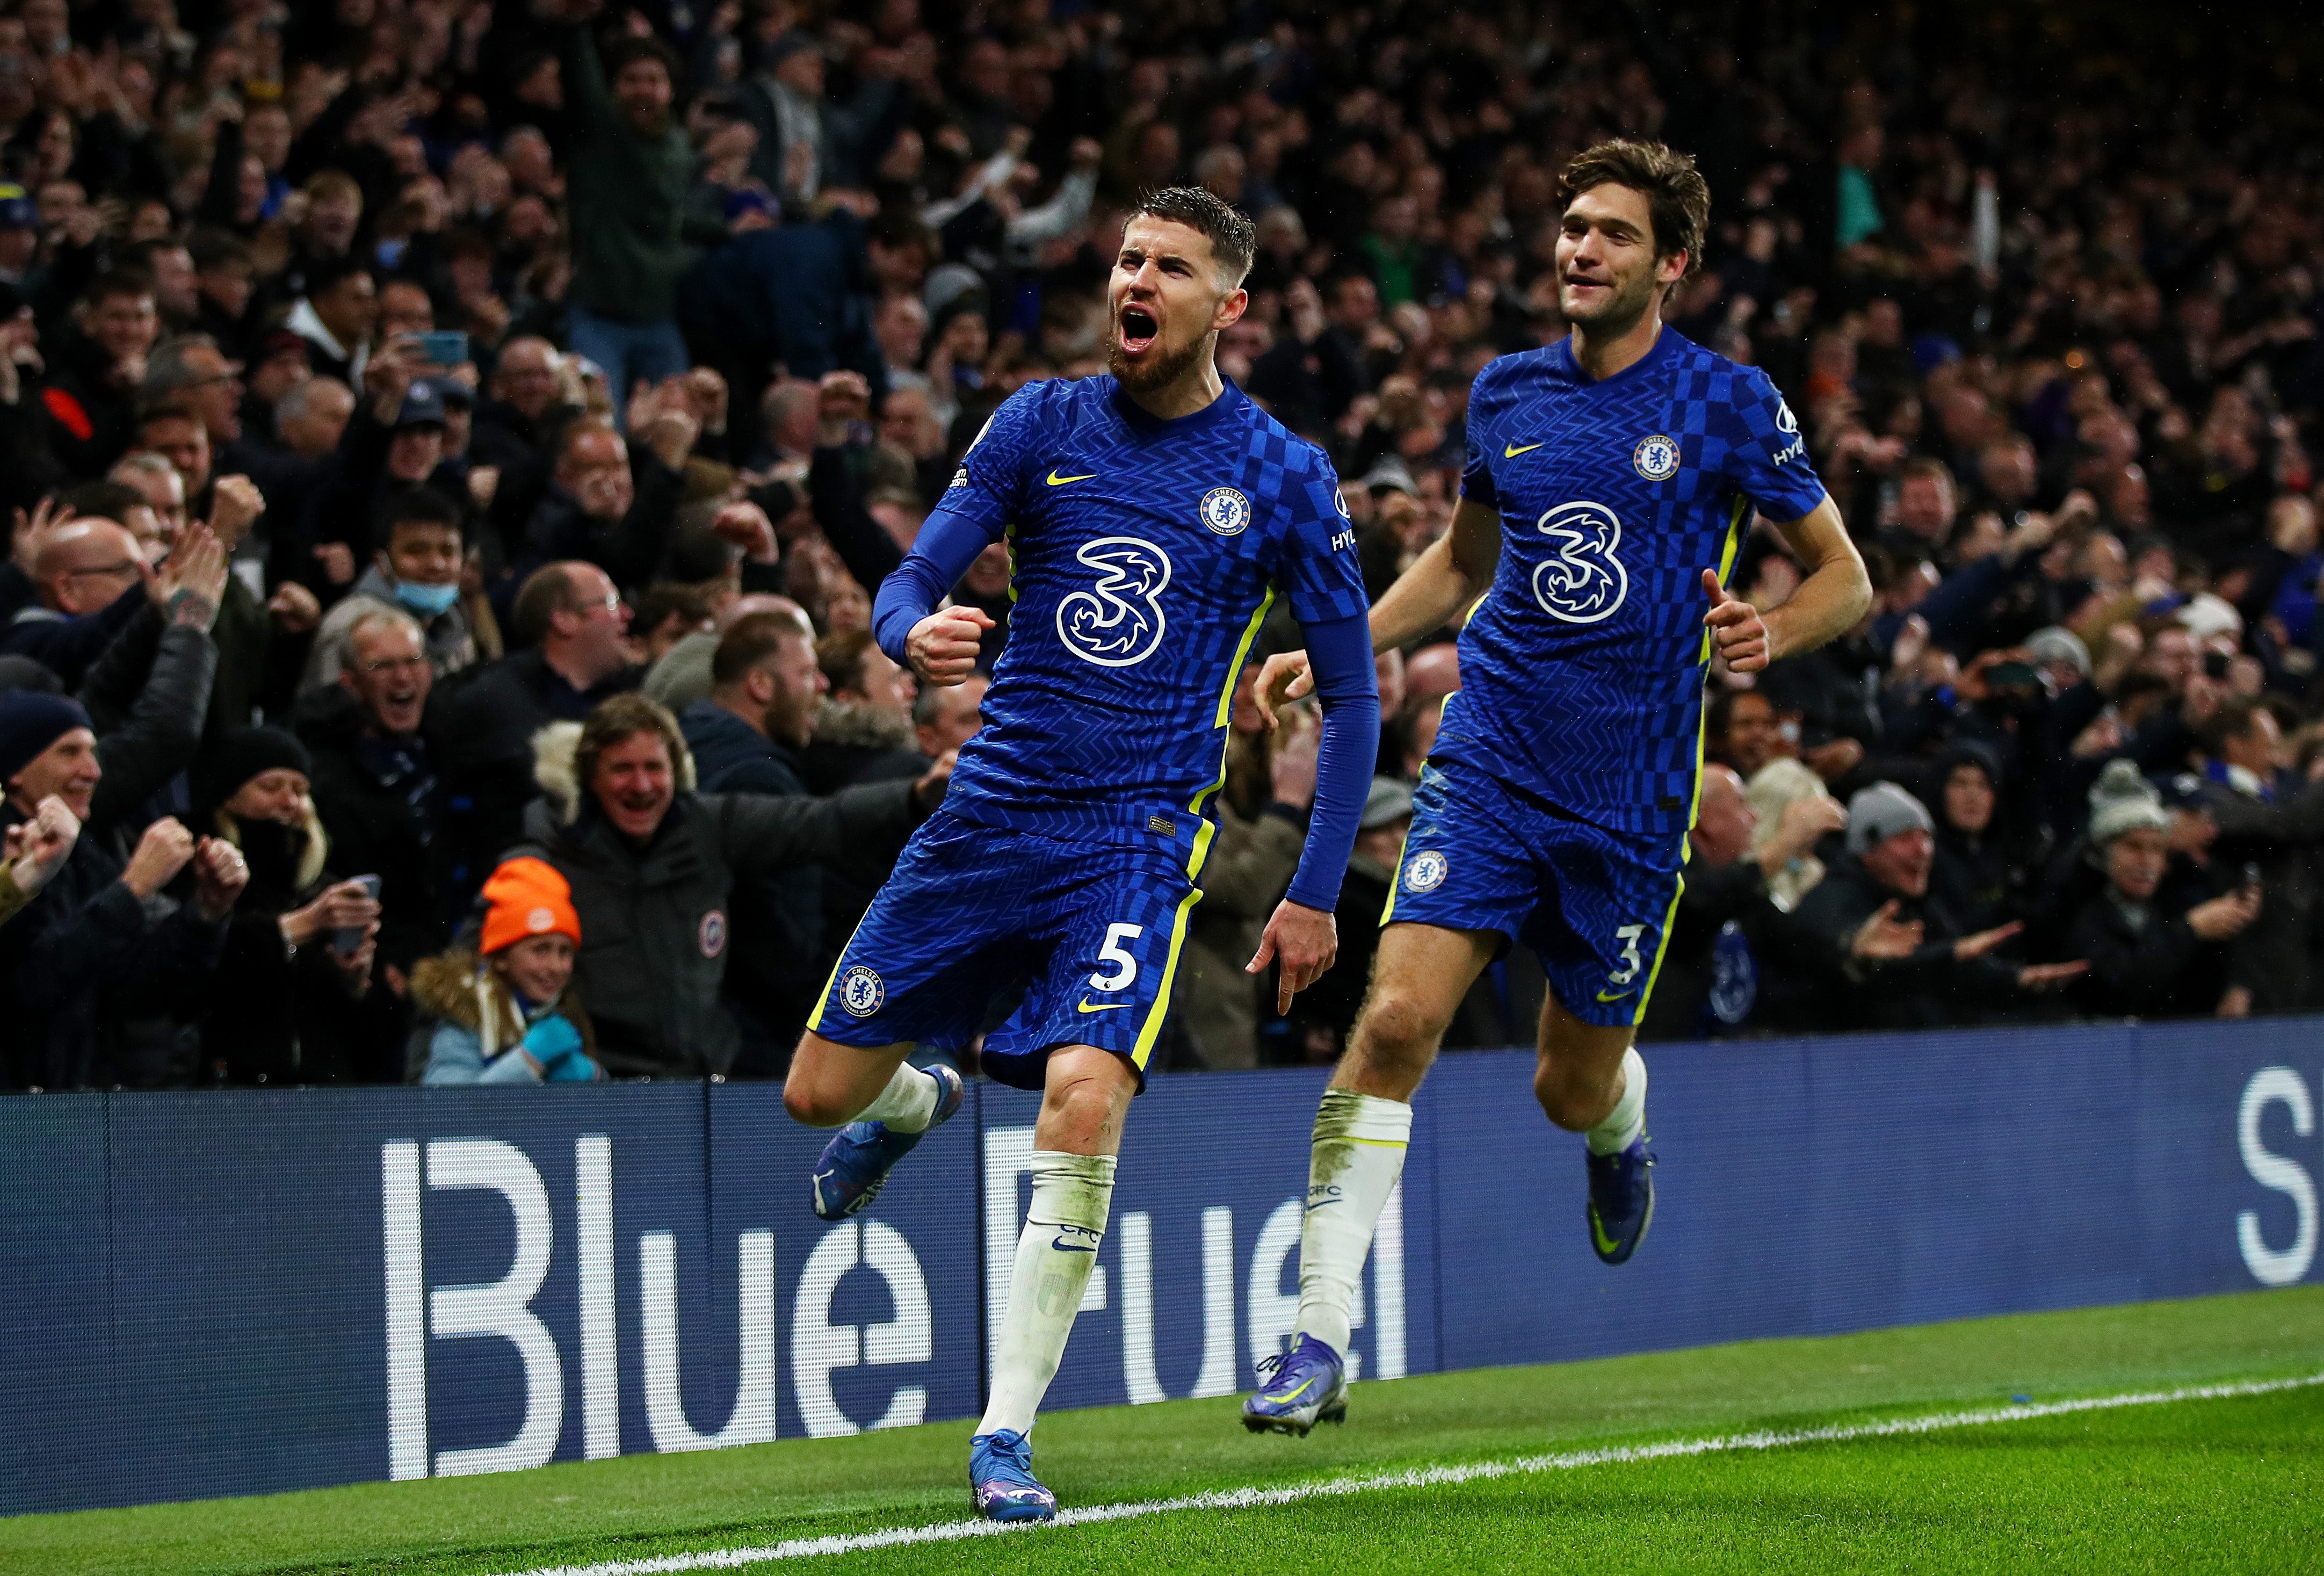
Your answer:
[1090,923,1145,992]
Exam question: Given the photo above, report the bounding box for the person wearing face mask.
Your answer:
[191,726,400,1085]
[299,489,480,693]
[416,855,603,1084]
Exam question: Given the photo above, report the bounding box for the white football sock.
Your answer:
[1295,1089,1411,1356]
[1584,1047,1648,1155]
[853,1062,939,1132]
[978,1150,1116,1437]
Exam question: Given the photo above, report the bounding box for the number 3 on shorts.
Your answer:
[1090,923,1145,992]
[1611,923,1645,985]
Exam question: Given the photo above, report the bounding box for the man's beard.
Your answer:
[1562,268,1662,336]
[1109,325,1210,392]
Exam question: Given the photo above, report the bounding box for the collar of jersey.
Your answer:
[1548,322,1684,388]
[1106,374,1243,435]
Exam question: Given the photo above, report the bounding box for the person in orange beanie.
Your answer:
[414,856,603,1083]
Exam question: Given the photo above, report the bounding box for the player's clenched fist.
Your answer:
[1246,898,1337,1014]
[1702,569,1771,673]
[1253,648,1314,727]
[906,606,994,686]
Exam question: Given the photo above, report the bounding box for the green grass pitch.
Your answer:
[8,1287,2320,1575]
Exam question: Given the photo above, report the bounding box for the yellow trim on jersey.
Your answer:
[1214,586,1278,730]
[804,909,875,1035]
[1003,522,1020,604]
[1631,835,1690,1028]
[1379,870,1400,927]
[1131,883,1205,1069]
[1696,495,1750,666]
[1185,815,1217,882]
[1189,585,1278,823]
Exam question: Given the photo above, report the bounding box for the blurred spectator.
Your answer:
[511,691,944,1078]
[914,673,987,759]
[1641,762,1846,1042]
[1293,773,1417,1056]
[679,611,832,1071]
[1773,783,2087,1032]
[0,793,77,927]
[2065,761,2260,1020]
[417,856,602,1085]
[0,690,246,1089]
[805,627,923,791]
[430,560,640,911]
[190,727,394,1086]
[298,608,448,993]
[1174,699,1313,1070]
[301,488,482,694]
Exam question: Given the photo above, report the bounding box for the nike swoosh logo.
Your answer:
[1047,469,1097,485]
[1596,988,1634,1003]
[1504,442,1543,458]
[1304,1199,1339,1212]
[1052,1237,1096,1253]
[1077,999,1133,1013]
[1590,1209,1623,1256]
[1268,1375,1318,1404]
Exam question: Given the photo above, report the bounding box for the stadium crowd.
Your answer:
[1,0,2319,1089]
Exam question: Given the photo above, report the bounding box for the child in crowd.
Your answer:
[415,856,602,1083]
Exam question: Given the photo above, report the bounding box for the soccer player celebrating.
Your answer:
[780,188,1378,1520]
[1241,140,1872,1436]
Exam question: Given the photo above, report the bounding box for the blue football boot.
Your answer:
[1241,1334,1349,1435]
[1585,1135,1656,1265]
[810,1064,965,1220]
[969,1429,1056,1521]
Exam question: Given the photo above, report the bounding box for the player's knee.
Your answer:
[1352,990,1445,1080]
[1041,1067,1131,1150]
[782,1075,848,1129]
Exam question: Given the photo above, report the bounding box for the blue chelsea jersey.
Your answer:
[1443,329,1829,836]
[929,375,1369,855]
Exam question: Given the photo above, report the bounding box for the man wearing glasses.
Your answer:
[300,606,453,1006]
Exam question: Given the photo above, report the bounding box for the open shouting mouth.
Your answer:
[1118,303,1159,357]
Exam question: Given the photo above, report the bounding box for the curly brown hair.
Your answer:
[1558,139,1711,283]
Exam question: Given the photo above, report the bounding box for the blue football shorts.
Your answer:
[806,811,1205,1090]
[1386,762,1688,1029]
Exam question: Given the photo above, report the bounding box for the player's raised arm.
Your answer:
[1702,495,1870,674]
[1254,497,1500,724]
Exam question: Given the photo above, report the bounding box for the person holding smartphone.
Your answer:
[189,726,401,1085]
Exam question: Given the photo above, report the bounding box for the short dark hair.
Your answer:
[136,398,201,431]
[712,611,806,688]
[1558,139,1711,282]
[383,486,463,540]
[2208,697,2269,754]
[186,227,253,273]
[816,627,875,694]
[630,581,713,642]
[307,254,374,300]
[61,480,149,525]
[512,562,585,645]
[602,33,680,83]
[1128,186,1257,287]
[81,268,154,309]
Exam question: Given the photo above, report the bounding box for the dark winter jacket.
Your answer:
[0,822,227,1089]
[297,685,447,975]
[505,766,925,1078]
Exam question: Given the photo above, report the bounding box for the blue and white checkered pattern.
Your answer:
[1445,330,1828,838]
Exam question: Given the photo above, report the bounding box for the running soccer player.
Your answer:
[1241,140,1872,1436]
[779,187,1379,1520]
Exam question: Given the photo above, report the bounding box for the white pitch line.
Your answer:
[488,1370,2324,1576]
